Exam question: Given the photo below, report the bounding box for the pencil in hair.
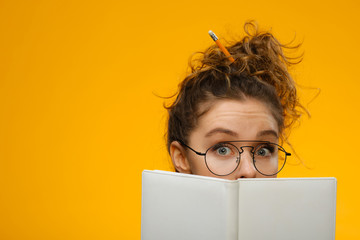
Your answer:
[208,30,235,63]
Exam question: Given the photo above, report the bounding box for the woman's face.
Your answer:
[170,98,280,180]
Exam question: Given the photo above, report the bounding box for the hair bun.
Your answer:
[166,21,307,152]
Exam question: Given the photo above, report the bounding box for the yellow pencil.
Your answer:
[208,30,235,63]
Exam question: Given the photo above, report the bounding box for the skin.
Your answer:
[170,98,280,180]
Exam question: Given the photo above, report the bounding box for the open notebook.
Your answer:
[141,170,337,240]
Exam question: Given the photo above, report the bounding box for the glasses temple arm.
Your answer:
[279,147,291,156]
[177,140,206,156]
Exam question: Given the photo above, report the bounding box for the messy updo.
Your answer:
[166,21,306,151]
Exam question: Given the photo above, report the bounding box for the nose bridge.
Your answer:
[239,146,254,160]
[239,145,255,154]
[235,145,256,178]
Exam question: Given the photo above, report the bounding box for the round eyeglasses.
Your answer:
[178,140,291,176]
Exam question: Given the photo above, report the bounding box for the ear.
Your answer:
[170,141,192,174]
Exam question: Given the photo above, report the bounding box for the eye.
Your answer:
[256,148,270,157]
[216,146,232,156]
[255,144,275,157]
[210,143,235,157]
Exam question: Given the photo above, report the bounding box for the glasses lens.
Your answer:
[253,143,286,176]
[205,143,240,176]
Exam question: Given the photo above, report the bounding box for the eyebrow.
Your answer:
[205,128,239,138]
[205,128,278,139]
[256,130,279,138]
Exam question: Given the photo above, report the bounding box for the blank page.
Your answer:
[237,178,337,240]
[141,170,238,240]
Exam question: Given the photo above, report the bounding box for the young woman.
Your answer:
[166,22,304,180]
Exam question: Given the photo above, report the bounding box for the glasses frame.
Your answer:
[178,140,291,176]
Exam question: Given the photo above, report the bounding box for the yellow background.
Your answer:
[0,0,359,239]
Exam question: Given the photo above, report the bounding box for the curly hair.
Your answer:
[165,21,306,151]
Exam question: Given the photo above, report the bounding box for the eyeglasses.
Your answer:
[178,140,291,176]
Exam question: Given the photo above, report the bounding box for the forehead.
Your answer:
[192,98,279,140]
